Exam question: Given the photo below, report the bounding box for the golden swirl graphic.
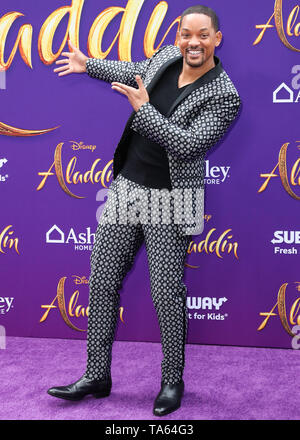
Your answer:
[274,0,300,52]
[53,142,85,199]
[278,142,300,200]
[0,14,59,137]
[0,120,60,137]
[120,306,125,324]
[277,282,296,337]
[57,276,85,332]
[185,263,200,269]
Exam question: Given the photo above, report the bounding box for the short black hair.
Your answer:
[179,5,219,33]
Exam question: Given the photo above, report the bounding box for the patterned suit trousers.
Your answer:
[84,173,192,385]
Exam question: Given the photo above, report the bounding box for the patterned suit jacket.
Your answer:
[86,44,241,235]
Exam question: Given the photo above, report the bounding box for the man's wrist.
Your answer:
[83,57,89,73]
[135,101,149,113]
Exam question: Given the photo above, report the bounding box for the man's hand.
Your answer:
[53,40,88,76]
[111,75,149,112]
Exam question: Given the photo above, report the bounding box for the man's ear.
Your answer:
[215,30,222,47]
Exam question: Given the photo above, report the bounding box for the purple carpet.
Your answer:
[0,336,299,420]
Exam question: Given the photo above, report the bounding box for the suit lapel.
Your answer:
[146,50,224,116]
[116,55,183,134]
[121,53,223,128]
[166,55,224,116]
[114,50,224,178]
[145,53,182,95]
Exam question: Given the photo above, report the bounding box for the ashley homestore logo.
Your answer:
[46,225,95,251]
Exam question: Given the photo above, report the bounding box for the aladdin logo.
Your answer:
[186,228,239,268]
[204,160,230,185]
[0,225,20,255]
[37,142,113,198]
[0,297,14,315]
[258,282,300,337]
[40,276,125,331]
[254,0,300,51]
[0,0,184,135]
[272,65,300,103]
[0,158,8,182]
[187,297,228,321]
[46,224,95,251]
[258,141,300,199]
[0,0,182,70]
[271,230,300,255]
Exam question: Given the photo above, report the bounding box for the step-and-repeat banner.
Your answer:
[0,0,299,349]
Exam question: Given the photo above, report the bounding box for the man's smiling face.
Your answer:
[177,13,222,68]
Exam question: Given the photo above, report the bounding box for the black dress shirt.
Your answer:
[119,58,190,190]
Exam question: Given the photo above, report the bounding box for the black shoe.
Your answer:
[47,374,112,401]
[153,380,184,416]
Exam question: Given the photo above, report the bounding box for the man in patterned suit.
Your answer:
[48,5,241,416]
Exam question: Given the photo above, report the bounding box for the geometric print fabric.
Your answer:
[85,174,192,384]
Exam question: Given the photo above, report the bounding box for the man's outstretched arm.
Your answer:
[85,45,166,87]
[53,40,166,86]
[85,56,151,87]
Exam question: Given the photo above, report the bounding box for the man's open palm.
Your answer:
[111,76,149,112]
[53,40,88,76]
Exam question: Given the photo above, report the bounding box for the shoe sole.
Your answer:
[93,391,111,398]
[47,390,111,401]
[153,403,181,416]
